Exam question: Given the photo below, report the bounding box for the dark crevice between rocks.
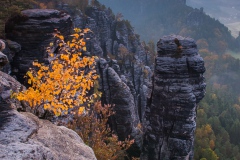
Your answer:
[147,72,155,109]
[159,119,164,160]
[131,63,136,93]
[137,71,141,93]
[106,67,112,104]
[26,117,40,141]
[111,21,117,54]
[167,109,176,143]
[186,57,193,74]
[0,99,13,130]
[105,67,116,133]
[98,61,106,106]
[102,43,107,58]
[138,93,142,123]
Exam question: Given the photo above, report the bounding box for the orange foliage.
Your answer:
[209,140,215,150]
[39,2,47,9]
[69,101,134,160]
[118,45,129,58]
[233,104,240,116]
[195,124,218,159]
[197,39,209,49]
[195,124,216,147]
[217,40,228,52]
[14,28,98,116]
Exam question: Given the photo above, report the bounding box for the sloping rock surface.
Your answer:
[142,35,206,160]
[0,71,22,108]
[0,49,96,160]
[0,70,96,160]
[0,110,96,160]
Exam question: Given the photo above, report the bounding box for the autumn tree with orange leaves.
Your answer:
[15,28,98,116]
[69,101,134,160]
[14,28,135,159]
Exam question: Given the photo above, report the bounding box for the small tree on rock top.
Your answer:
[14,28,98,116]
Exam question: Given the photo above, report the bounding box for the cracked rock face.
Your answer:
[5,9,72,83]
[98,59,142,153]
[142,35,206,160]
[68,6,152,155]
[97,56,153,156]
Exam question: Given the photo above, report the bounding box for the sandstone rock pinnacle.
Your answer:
[142,35,206,160]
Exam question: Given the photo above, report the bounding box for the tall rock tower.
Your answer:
[142,35,206,160]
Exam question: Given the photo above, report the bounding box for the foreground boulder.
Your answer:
[0,49,96,160]
[0,109,96,160]
[142,35,206,160]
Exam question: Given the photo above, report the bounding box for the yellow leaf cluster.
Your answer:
[14,28,98,116]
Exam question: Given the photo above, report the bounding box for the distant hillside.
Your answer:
[187,0,240,38]
[98,0,237,53]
